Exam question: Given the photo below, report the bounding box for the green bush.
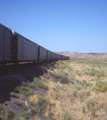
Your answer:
[33,77,48,90]
[86,99,95,111]
[15,85,33,96]
[22,106,29,111]
[14,101,22,106]
[82,107,85,113]
[20,112,27,118]
[91,108,96,117]
[0,104,9,119]
[61,112,73,120]
[94,81,107,92]
[96,71,105,78]
[30,102,40,114]
[10,92,19,98]
[86,91,91,96]
[22,82,35,89]
[85,68,97,76]
[73,90,78,97]
[27,112,34,116]
[12,115,25,120]
[8,110,16,119]
[81,80,92,87]
[31,106,40,114]
[45,117,50,120]
[79,92,84,102]
[85,68,105,78]
[38,98,49,110]
[30,102,38,107]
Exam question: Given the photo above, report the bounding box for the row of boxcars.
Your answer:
[0,23,69,65]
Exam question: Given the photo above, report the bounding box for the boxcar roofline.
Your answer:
[13,31,38,45]
[0,23,12,32]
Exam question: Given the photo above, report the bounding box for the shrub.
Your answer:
[20,112,27,119]
[14,101,22,106]
[85,68,105,78]
[33,77,48,90]
[22,106,29,111]
[22,82,35,88]
[30,102,40,114]
[85,68,97,76]
[104,104,107,113]
[0,104,9,119]
[10,92,19,98]
[86,91,91,96]
[50,68,54,71]
[96,71,105,78]
[31,105,40,114]
[8,110,16,119]
[16,85,33,96]
[16,86,31,92]
[79,92,84,102]
[91,108,96,117]
[86,99,95,111]
[82,107,85,113]
[30,102,39,107]
[61,112,73,120]
[94,81,107,92]
[38,98,49,107]
[27,112,34,116]
[81,80,92,87]
[12,115,26,120]
[73,90,78,97]
[45,117,50,120]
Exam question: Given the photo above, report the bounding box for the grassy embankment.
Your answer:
[1,59,107,120]
[41,59,107,120]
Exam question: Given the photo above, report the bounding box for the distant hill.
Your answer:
[56,51,107,60]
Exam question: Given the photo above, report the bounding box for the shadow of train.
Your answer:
[0,62,55,103]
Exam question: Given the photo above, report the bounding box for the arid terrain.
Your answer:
[1,59,107,120]
[57,51,107,60]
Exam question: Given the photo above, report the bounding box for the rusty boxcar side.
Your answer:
[38,45,47,61]
[12,32,38,62]
[0,24,12,64]
[0,23,70,65]
[47,50,52,61]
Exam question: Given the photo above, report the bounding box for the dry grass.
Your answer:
[39,60,107,120]
[24,60,107,120]
[33,117,41,120]
[29,94,39,103]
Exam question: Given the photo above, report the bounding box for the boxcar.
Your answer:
[0,24,12,64]
[0,23,69,65]
[12,32,38,63]
[55,53,57,60]
[38,45,47,61]
[47,50,52,61]
[58,54,60,60]
[51,52,55,60]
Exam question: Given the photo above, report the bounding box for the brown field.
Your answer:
[38,59,107,120]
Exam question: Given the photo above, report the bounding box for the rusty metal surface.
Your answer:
[47,50,51,60]
[0,23,70,65]
[51,52,54,60]
[39,46,47,60]
[14,32,38,61]
[0,24,12,63]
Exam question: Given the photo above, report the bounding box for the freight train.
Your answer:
[0,23,69,65]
